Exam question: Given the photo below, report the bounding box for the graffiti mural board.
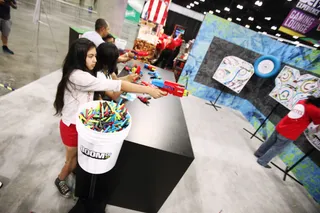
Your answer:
[212,56,254,93]
[269,66,320,110]
[305,123,320,151]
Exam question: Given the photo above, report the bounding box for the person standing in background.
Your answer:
[166,34,184,69]
[0,0,17,54]
[82,18,109,48]
[254,96,320,168]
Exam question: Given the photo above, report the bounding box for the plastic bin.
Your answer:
[76,101,132,174]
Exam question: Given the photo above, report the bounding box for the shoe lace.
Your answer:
[59,181,70,194]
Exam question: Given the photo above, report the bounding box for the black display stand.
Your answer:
[205,87,225,111]
[243,102,280,142]
[71,61,194,213]
[69,27,81,48]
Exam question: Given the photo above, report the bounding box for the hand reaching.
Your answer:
[148,88,167,99]
[128,52,135,59]
[126,73,140,83]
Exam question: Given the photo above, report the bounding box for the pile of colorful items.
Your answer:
[78,99,130,133]
[133,39,156,64]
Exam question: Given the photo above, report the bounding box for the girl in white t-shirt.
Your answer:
[53,38,165,198]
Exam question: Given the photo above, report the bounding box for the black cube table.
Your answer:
[74,62,194,213]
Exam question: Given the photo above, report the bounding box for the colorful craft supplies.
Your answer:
[79,99,130,133]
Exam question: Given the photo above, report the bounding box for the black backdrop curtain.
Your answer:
[164,10,202,42]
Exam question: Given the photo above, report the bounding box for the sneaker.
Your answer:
[55,177,71,198]
[3,46,14,55]
[263,164,272,169]
[257,161,272,169]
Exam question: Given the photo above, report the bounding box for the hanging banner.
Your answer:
[279,0,320,42]
[125,3,141,24]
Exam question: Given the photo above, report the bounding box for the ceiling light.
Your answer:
[245,25,250,28]
[204,12,207,14]
[278,38,284,42]
[200,0,205,2]
[256,25,261,29]
[227,18,232,21]
[262,31,267,34]
[237,4,243,9]
[190,3,195,7]
[314,44,320,48]
[287,0,292,1]
[265,17,271,21]
[276,33,281,37]
[236,18,241,21]
[293,35,299,39]
[248,17,254,21]
[255,1,263,6]
[194,1,199,5]
[209,10,213,14]
[187,5,191,8]
[224,7,230,12]
[216,9,221,13]
[271,26,277,30]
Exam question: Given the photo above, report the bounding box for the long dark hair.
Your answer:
[53,38,96,116]
[306,96,320,108]
[95,42,119,75]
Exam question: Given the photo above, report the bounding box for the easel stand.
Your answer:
[205,87,225,111]
[243,103,280,142]
[69,168,107,213]
[89,174,97,199]
[283,146,316,183]
[31,0,58,53]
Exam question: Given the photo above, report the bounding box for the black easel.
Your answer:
[270,162,303,186]
[258,136,319,186]
[283,147,316,182]
[243,103,280,142]
[205,87,225,111]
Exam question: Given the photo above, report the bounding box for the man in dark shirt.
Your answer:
[0,0,17,54]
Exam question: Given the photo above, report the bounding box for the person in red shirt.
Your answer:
[166,34,184,69]
[156,30,168,52]
[154,34,182,69]
[254,96,320,168]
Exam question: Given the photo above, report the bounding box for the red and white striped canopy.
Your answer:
[141,0,171,25]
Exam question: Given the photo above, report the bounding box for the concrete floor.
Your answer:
[0,0,137,96]
[0,0,90,96]
[0,70,319,213]
[0,1,320,213]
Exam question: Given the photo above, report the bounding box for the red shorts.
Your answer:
[60,120,78,147]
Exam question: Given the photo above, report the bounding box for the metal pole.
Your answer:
[250,103,280,139]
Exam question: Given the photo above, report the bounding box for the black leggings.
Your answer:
[154,49,173,68]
